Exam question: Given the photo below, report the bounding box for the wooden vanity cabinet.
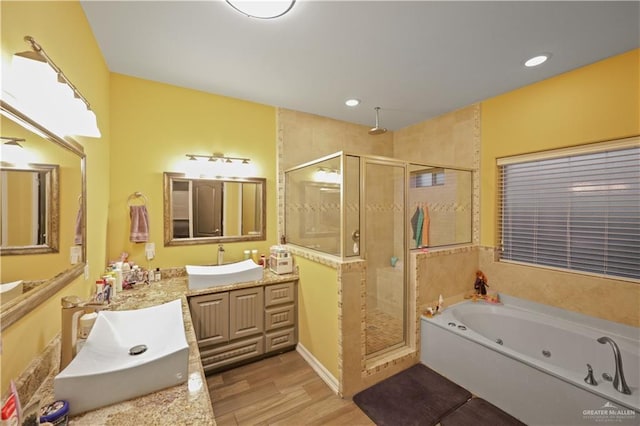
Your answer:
[189,280,297,373]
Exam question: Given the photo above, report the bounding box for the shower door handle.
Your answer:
[351,230,360,255]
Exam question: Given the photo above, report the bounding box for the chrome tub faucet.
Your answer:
[597,336,631,395]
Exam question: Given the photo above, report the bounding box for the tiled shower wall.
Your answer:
[278,105,481,397]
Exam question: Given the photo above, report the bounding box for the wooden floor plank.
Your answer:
[207,350,373,426]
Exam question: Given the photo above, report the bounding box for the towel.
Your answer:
[129,205,149,243]
[410,207,420,241]
[74,207,83,245]
[416,207,424,247]
[421,205,430,247]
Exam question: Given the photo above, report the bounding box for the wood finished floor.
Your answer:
[207,350,374,426]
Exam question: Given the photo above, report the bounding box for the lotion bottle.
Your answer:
[218,244,225,265]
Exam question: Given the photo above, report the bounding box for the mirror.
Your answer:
[0,100,86,331]
[164,173,266,246]
[1,164,59,254]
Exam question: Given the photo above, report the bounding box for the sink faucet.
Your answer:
[60,296,109,371]
[597,336,632,395]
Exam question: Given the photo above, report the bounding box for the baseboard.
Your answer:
[296,343,339,394]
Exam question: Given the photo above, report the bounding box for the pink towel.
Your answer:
[130,205,149,243]
[74,207,83,245]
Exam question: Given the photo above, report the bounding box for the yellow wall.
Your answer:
[479,49,640,326]
[481,49,639,246]
[1,0,111,393]
[108,74,277,268]
[295,256,339,379]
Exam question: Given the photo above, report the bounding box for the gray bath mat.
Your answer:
[440,397,526,426]
[353,364,472,426]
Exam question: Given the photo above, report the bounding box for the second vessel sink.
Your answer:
[54,299,189,415]
[186,259,263,290]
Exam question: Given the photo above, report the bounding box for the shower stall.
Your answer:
[285,152,472,358]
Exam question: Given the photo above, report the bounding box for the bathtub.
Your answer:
[420,295,639,425]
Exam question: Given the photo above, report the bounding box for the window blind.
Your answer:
[498,145,640,280]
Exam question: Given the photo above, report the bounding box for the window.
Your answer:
[411,168,444,188]
[498,139,640,280]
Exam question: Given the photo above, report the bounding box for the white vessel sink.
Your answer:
[186,259,263,290]
[1,280,23,305]
[54,299,189,415]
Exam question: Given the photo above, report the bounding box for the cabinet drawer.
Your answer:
[265,304,295,331]
[265,281,295,307]
[265,327,296,353]
[200,335,264,373]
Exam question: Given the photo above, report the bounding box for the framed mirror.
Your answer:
[0,100,86,331]
[164,172,266,246]
[1,164,59,254]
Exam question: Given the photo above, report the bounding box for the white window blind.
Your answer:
[498,143,640,280]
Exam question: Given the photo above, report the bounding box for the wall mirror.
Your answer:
[0,101,86,331]
[1,164,59,253]
[163,172,266,246]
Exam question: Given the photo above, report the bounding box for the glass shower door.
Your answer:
[363,159,406,357]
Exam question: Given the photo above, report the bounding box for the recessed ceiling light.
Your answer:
[524,54,550,67]
[345,99,360,107]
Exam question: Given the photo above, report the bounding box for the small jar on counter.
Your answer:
[40,400,69,426]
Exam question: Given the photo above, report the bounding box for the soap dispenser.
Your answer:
[218,244,225,265]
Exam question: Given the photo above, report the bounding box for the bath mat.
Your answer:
[440,397,526,426]
[353,364,472,426]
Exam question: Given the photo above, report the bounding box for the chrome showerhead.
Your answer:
[368,107,387,135]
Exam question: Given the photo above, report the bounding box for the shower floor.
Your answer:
[366,308,404,355]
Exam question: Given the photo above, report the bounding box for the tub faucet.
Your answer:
[597,336,631,395]
[60,296,109,371]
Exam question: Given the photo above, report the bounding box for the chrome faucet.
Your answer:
[60,296,108,371]
[597,336,631,395]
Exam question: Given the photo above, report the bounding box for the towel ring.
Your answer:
[127,191,148,207]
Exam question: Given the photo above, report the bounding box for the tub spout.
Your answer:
[597,336,631,395]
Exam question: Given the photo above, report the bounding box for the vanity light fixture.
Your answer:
[1,137,28,165]
[524,54,550,67]
[185,152,254,177]
[314,167,341,184]
[8,36,101,138]
[186,153,251,164]
[226,0,296,19]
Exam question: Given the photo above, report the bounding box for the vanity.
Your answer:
[24,267,298,424]
[189,277,298,373]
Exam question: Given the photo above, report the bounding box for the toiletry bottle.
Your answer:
[154,268,161,281]
[251,249,259,264]
[218,244,225,265]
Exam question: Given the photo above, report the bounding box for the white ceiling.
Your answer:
[81,1,639,131]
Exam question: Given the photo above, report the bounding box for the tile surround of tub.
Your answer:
[414,246,479,311]
[478,247,640,327]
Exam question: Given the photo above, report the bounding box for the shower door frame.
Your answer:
[359,155,410,360]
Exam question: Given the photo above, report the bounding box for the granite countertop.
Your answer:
[29,268,299,425]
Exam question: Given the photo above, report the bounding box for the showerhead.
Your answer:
[368,107,387,135]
